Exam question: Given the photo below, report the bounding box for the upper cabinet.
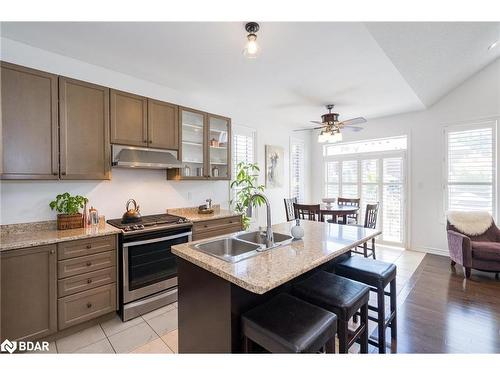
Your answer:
[148,99,179,150]
[59,77,111,180]
[110,90,178,150]
[167,108,231,180]
[207,114,231,180]
[110,90,148,147]
[1,62,59,179]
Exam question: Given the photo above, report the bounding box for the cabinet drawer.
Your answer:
[58,283,116,330]
[192,224,243,241]
[58,267,116,298]
[58,251,116,279]
[58,235,116,260]
[192,216,242,234]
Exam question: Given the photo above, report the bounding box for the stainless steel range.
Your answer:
[107,213,192,321]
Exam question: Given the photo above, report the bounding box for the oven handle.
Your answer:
[123,231,192,247]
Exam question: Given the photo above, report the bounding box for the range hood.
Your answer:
[112,145,184,169]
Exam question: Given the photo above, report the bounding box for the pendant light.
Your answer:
[243,22,260,58]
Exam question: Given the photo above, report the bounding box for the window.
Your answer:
[445,122,496,215]
[323,136,407,245]
[231,125,256,203]
[290,138,305,202]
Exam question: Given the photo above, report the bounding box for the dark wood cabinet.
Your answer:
[59,77,111,180]
[1,62,59,180]
[1,245,57,341]
[148,99,179,150]
[110,89,148,147]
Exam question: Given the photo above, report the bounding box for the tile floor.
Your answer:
[47,246,424,354]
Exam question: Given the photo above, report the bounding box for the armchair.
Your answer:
[446,212,500,279]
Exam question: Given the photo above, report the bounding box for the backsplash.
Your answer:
[0,168,230,225]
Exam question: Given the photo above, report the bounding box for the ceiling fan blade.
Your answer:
[310,120,324,125]
[339,117,367,126]
[294,126,325,132]
[343,126,364,132]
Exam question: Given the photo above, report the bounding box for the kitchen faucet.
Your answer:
[247,193,274,248]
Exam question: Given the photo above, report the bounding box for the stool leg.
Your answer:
[325,336,336,354]
[390,279,397,340]
[338,320,349,353]
[377,288,386,353]
[360,303,369,353]
[371,238,376,259]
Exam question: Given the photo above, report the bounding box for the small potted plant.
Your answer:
[49,193,88,230]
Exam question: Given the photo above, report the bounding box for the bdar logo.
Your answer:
[1,339,17,354]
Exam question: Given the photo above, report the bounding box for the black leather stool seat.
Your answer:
[241,293,337,353]
[292,271,370,320]
[335,256,396,289]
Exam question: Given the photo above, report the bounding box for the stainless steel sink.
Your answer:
[192,237,261,263]
[234,231,294,250]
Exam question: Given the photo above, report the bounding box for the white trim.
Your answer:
[410,246,449,257]
[289,136,305,202]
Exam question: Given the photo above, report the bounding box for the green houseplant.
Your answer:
[49,193,88,230]
[230,162,265,230]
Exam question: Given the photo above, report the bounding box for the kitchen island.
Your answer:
[171,220,381,353]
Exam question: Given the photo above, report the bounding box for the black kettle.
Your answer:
[122,199,141,223]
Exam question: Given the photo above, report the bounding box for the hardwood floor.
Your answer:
[387,254,500,353]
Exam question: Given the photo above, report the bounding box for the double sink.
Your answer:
[192,230,294,263]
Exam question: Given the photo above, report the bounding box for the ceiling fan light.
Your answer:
[318,131,329,143]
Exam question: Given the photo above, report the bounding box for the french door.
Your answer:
[324,151,407,246]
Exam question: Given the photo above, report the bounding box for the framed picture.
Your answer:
[265,145,284,188]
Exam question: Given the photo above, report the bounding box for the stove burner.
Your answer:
[107,213,190,233]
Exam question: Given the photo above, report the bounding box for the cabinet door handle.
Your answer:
[53,172,58,176]
[50,249,55,255]
[143,139,148,143]
[87,278,92,284]
[86,302,92,309]
[148,140,152,144]
[86,244,92,249]
[86,261,92,267]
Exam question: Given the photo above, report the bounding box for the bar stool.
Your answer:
[292,271,370,353]
[334,256,397,353]
[241,293,338,353]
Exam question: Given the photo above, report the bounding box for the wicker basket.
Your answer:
[57,213,84,230]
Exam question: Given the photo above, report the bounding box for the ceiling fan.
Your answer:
[294,104,367,143]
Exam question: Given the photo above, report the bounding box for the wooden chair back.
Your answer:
[284,197,298,222]
[294,203,321,221]
[364,203,379,229]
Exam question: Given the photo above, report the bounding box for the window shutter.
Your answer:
[446,127,494,213]
[290,139,305,202]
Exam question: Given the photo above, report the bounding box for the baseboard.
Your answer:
[409,246,449,257]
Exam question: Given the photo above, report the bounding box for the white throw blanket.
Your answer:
[447,211,493,236]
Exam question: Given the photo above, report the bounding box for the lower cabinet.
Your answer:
[192,215,243,241]
[0,235,118,341]
[1,245,57,341]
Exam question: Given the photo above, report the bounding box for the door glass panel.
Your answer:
[383,184,404,242]
[208,116,229,178]
[181,110,205,177]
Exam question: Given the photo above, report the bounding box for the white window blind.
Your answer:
[445,124,496,214]
[290,139,305,202]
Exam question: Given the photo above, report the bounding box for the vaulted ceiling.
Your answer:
[1,22,498,128]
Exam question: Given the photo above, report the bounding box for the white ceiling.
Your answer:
[1,22,498,128]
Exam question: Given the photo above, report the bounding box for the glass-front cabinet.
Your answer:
[207,114,230,179]
[167,107,231,180]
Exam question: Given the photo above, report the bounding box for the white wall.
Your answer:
[0,38,312,225]
[312,58,500,255]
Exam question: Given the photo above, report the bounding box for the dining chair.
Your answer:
[350,203,379,259]
[293,203,321,221]
[284,197,298,222]
[337,197,361,224]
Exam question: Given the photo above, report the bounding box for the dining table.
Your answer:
[319,203,360,224]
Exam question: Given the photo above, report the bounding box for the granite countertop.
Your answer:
[167,205,240,223]
[172,220,381,294]
[0,221,122,252]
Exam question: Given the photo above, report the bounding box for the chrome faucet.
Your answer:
[247,193,274,248]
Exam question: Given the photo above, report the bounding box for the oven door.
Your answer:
[122,230,191,303]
